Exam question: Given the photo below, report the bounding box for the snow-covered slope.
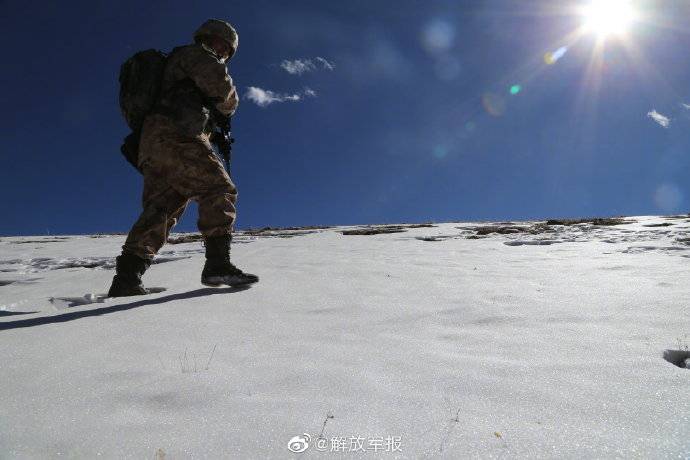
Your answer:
[1,216,689,458]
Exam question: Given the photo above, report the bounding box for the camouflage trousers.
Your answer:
[122,114,237,261]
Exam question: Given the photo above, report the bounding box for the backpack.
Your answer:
[118,49,167,171]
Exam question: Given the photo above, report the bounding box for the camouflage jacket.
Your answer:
[155,43,238,136]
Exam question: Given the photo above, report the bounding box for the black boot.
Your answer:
[107,253,151,297]
[201,234,259,287]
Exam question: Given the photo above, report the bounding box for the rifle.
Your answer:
[211,112,234,171]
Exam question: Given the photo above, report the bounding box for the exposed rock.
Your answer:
[545,217,629,226]
[342,226,408,236]
[643,223,675,227]
[464,223,552,236]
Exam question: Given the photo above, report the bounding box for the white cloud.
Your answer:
[280,59,316,75]
[681,103,690,110]
[280,57,334,75]
[245,87,317,108]
[647,110,670,128]
[315,57,335,71]
[245,87,301,107]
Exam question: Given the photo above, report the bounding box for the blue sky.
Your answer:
[1,0,689,235]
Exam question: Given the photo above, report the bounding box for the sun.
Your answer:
[582,0,637,37]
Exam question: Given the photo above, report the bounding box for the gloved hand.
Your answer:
[215,87,239,117]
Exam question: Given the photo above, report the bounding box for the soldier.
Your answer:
[108,19,258,297]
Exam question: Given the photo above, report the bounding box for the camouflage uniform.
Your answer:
[122,43,239,261]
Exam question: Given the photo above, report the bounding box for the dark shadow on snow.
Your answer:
[663,349,690,368]
[50,287,168,308]
[0,286,251,331]
[0,310,39,317]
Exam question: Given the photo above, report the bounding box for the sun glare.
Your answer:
[583,0,636,37]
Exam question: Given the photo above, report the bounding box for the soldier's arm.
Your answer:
[215,86,239,116]
[183,47,238,116]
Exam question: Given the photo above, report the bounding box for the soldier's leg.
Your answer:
[122,168,189,261]
[161,136,238,237]
[109,169,189,297]
[195,162,237,238]
[162,136,257,286]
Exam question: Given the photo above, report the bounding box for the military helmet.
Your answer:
[194,19,238,52]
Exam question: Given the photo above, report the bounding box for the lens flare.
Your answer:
[654,184,683,212]
[544,46,568,65]
[433,145,449,159]
[421,19,455,53]
[482,93,506,117]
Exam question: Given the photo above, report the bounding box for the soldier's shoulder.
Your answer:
[172,44,224,68]
[169,44,202,59]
